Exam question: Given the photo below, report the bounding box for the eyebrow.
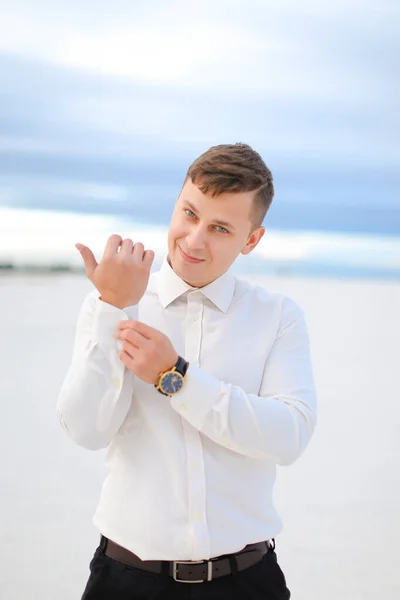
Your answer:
[183,200,236,231]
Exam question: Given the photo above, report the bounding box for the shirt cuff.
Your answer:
[169,364,222,427]
[92,296,139,354]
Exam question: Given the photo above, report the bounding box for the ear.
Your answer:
[241,226,265,256]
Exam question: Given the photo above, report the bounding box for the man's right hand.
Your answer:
[75,234,155,309]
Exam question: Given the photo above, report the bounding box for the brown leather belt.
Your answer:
[104,536,275,583]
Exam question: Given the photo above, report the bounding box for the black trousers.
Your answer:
[81,536,291,599]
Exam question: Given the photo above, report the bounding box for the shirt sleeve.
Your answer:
[170,307,317,465]
[56,291,138,450]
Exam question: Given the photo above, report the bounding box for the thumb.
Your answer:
[75,243,98,279]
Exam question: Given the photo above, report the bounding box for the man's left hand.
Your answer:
[115,321,178,385]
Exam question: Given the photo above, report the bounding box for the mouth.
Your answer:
[178,246,205,264]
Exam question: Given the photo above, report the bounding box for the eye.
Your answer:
[215,225,229,234]
[185,209,196,218]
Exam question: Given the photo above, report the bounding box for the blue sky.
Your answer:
[0,0,399,234]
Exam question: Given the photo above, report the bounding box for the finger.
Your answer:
[119,349,135,367]
[132,242,145,260]
[120,331,142,356]
[118,320,155,340]
[116,319,136,330]
[121,341,136,359]
[116,329,147,348]
[119,238,134,256]
[120,324,152,343]
[103,234,123,259]
[143,249,155,267]
[75,244,98,279]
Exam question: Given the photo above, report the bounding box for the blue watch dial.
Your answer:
[161,372,183,394]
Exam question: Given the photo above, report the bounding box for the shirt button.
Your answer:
[191,461,200,469]
[113,378,122,388]
[193,514,202,522]
[193,315,199,321]
[180,404,188,413]
[222,439,231,447]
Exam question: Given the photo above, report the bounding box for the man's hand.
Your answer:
[75,234,155,309]
[115,321,179,385]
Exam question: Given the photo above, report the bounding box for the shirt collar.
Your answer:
[156,254,236,314]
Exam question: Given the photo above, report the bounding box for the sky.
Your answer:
[0,0,399,234]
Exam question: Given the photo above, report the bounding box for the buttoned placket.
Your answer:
[180,291,210,559]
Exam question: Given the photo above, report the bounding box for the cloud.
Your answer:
[0,51,397,168]
[0,0,398,234]
[1,0,398,100]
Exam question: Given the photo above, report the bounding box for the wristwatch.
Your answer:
[155,356,189,397]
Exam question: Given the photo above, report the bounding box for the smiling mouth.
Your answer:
[178,246,205,264]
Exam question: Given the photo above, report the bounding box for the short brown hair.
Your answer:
[185,143,274,229]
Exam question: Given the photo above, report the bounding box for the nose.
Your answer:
[185,224,207,251]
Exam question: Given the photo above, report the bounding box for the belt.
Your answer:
[103,536,275,583]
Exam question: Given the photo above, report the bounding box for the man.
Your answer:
[57,143,317,599]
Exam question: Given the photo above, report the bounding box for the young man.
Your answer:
[57,143,317,599]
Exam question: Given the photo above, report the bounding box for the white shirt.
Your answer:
[57,256,317,561]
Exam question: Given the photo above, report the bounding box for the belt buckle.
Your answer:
[267,539,275,551]
[173,559,213,583]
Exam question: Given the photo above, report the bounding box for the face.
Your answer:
[167,178,265,287]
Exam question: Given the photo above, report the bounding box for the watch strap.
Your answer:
[174,355,189,377]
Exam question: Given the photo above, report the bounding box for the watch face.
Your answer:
[161,372,183,395]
